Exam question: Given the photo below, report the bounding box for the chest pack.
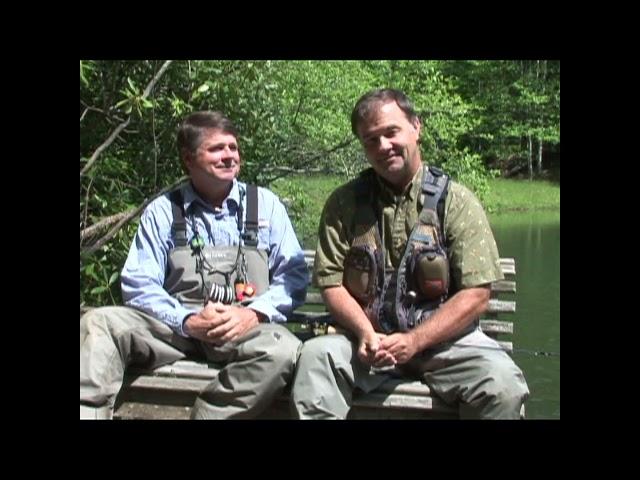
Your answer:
[342,165,450,333]
[164,184,269,308]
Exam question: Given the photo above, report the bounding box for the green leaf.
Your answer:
[91,286,108,294]
[197,83,210,93]
[108,271,119,286]
[85,263,100,281]
[127,77,137,92]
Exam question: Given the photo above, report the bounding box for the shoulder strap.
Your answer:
[241,184,259,247]
[168,189,188,247]
[353,168,381,231]
[419,165,450,239]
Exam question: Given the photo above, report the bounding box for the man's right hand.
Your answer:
[357,331,396,368]
[183,302,226,344]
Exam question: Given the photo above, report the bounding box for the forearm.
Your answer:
[322,285,376,340]
[409,286,490,351]
[250,250,309,322]
[122,276,197,337]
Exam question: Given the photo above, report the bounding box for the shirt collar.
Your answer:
[181,178,241,213]
[374,164,424,205]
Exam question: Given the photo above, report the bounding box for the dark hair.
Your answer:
[177,111,238,158]
[350,88,418,136]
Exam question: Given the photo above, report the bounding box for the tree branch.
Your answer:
[81,175,188,257]
[261,136,356,183]
[80,207,137,242]
[80,60,173,178]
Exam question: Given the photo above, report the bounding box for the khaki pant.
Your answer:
[291,327,529,419]
[80,306,301,419]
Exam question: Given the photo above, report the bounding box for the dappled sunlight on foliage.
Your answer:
[80,60,559,307]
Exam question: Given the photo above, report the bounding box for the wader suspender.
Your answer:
[394,165,450,331]
[169,189,188,247]
[169,185,259,248]
[241,184,259,247]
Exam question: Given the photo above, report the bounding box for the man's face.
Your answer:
[184,128,240,184]
[357,101,421,188]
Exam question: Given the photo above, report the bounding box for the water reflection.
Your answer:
[490,210,560,419]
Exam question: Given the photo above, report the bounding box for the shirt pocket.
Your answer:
[257,219,270,249]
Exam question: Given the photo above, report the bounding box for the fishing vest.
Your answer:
[342,165,450,333]
[163,184,270,310]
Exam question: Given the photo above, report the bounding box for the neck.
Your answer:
[391,156,422,193]
[191,178,234,208]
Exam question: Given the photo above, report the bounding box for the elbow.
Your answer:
[468,286,491,316]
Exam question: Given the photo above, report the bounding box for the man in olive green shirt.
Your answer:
[291,89,529,419]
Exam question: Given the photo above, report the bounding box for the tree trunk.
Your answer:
[528,134,533,180]
[537,138,543,175]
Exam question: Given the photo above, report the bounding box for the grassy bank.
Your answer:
[272,174,560,249]
[484,178,560,213]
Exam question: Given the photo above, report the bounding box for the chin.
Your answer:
[211,167,238,179]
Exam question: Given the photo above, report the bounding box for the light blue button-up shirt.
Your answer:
[121,179,309,337]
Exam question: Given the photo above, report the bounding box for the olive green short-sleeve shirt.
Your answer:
[313,165,503,291]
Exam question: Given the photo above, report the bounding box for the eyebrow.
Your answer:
[363,125,399,141]
[202,140,237,149]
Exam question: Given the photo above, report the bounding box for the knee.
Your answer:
[81,306,119,335]
[476,361,529,416]
[80,306,143,340]
[297,335,351,369]
[260,324,302,370]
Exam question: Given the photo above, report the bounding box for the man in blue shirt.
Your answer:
[80,111,309,419]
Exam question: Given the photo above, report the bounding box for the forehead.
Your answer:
[358,101,412,136]
[199,128,238,146]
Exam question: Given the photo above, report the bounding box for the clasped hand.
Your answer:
[358,331,419,367]
[184,302,260,345]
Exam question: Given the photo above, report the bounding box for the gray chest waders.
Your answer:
[164,185,269,310]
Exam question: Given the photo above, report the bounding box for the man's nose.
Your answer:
[379,136,392,150]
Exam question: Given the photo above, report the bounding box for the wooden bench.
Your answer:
[114,250,517,419]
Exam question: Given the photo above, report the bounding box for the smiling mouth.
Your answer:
[216,161,238,169]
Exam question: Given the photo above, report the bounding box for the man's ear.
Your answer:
[412,117,421,136]
[181,150,192,172]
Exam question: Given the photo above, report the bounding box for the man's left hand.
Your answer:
[205,304,263,344]
[378,332,419,364]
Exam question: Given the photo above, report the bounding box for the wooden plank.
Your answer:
[292,299,515,318]
[291,314,513,337]
[375,378,431,396]
[115,402,192,420]
[129,361,221,380]
[115,399,456,420]
[491,280,516,293]
[303,281,515,305]
[126,375,209,393]
[479,320,513,334]
[501,265,515,275]
[352,392,435,410]
[348,406,457,419]
[488,299,516,313]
